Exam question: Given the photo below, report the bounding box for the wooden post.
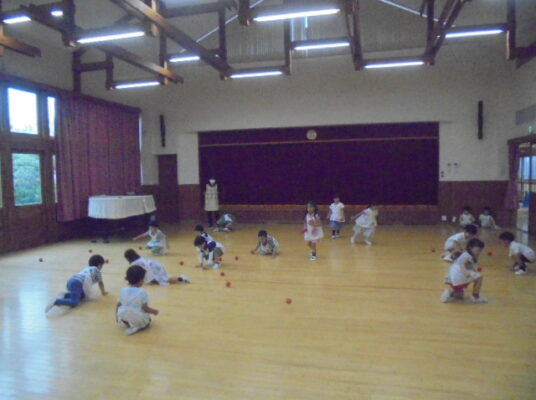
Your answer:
[506,0,516,60]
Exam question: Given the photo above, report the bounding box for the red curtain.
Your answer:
[57,96,141,221]
[504,142,521,210]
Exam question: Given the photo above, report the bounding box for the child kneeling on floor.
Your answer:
[117,265,159,336]
[124,249,190,285]
[441,224,478,262]
[499,231,535,275]
[194,236,225,269]
[440,238,488,303]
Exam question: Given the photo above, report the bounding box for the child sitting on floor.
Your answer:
[479,207,498,229]
[194,224,214,243]
[194,236,225,269]
[499,231,535,275]
[350,204,378,246]
[441,224,478,262]
[440,238,488,303]
[45,255,108,313]
[251,230,280,257]
[459,206,476,227]
[214,214,236,232]
[116,265,159,336]
[124,249,190,285]
[133,221,169,255]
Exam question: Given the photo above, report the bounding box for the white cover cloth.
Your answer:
[88,195,156,219]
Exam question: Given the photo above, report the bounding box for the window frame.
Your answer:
[11,151,45,207]
[6,86,40,136]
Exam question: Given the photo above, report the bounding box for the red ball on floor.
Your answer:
[477,267,482,272]
[220,271,225,277]
[431,249,436,253]
[105,259,109,264]
[88,249,93,253]
[286,298,292,304]
[250,250,255,255]
[179,261,184,266]
[138,246,143,250]
[235,256,239,261]
[226,281,232,288]
[487,252,493,256]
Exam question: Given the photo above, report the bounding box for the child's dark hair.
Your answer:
[305,201,319,216]
[194,225,204,233]
[149,221,159,228]
[499,231,515,242]
[466,238,485,250]
[258,230,268,238]
[483,206,491,212]
[194,236,207,247]
[463,206,472,212]
[464,224,478,235]
[126,265,146,285]
[124,249,140,263]
[88,254,105,267]
[333,194,340,200]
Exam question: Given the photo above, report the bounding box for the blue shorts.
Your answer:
[329,220,344,230]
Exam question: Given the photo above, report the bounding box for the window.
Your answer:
[47,96,56,137]
[52,154,58,203]
[8,88,39,135]
[12,153,42,206]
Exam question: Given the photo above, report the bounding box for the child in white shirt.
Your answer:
[327,194,345,239]
[194,236,225,269]
[440,238,487,303]
[117,265,159,335]
[459,206,476,227]
[252,230,280,257]
[350,204,378,246]
[441,224,478,262]
[124,249,190,285]
[479,207,498,229]
[133,221,169,255]
[45,255,108,313]
[304,201,324,261]
[499,231,535,275]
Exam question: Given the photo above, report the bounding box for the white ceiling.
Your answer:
[2,0,534,81]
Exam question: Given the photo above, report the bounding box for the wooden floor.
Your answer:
[0,224,535,400]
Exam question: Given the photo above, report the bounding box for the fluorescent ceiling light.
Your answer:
[230,70,283,79]
[3,15,31,24]
[254,8,340,22]
[446,28,504,39]
[169,55,201,63]
[115,81,160,89]
[51,10,64,17]
[77,30,145,44]
[294,41,349,51]
[365,60,424,69]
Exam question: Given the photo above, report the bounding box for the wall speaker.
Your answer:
[477,101,483,140]
[159,114,166,147]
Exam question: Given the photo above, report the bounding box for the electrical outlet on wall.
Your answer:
[441,215,447,222]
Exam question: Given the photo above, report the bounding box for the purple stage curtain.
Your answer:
[504,142,521,210]
[57,95,141,221]
[200,123,439,205]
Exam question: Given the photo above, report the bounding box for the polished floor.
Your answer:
[0,224,535,400]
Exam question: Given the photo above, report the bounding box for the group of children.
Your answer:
[44,200,534,333]
[304,196,379,261]
[459,206,499,229]
[440,220,535,303]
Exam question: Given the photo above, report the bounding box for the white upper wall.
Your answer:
[81,41,533,185]
[2,37,533,187]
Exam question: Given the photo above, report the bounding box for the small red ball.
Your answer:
[477,267,482,272]
[179,261,184,266]
[88,249,93,253]
[105,259,109,264]
[286,298,292,304]
[487,252,493,256]
[138,246,143,250]
[431,249,436,253]
[219,258,223,262]
[220,271,225,277]
[235,256,239,261]
[226,281,232,288]
[250,250,255,255]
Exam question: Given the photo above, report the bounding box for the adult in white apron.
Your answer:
[204,178,220,227]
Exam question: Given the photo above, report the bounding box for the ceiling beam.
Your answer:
[21,3,182,85]
[351,0,363,70]
[162,2,224,18]
[516,41,536,68]
[425,0,468,63]
[0,1,42,57]
[108,0,231,73]
[506,0,516,60]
